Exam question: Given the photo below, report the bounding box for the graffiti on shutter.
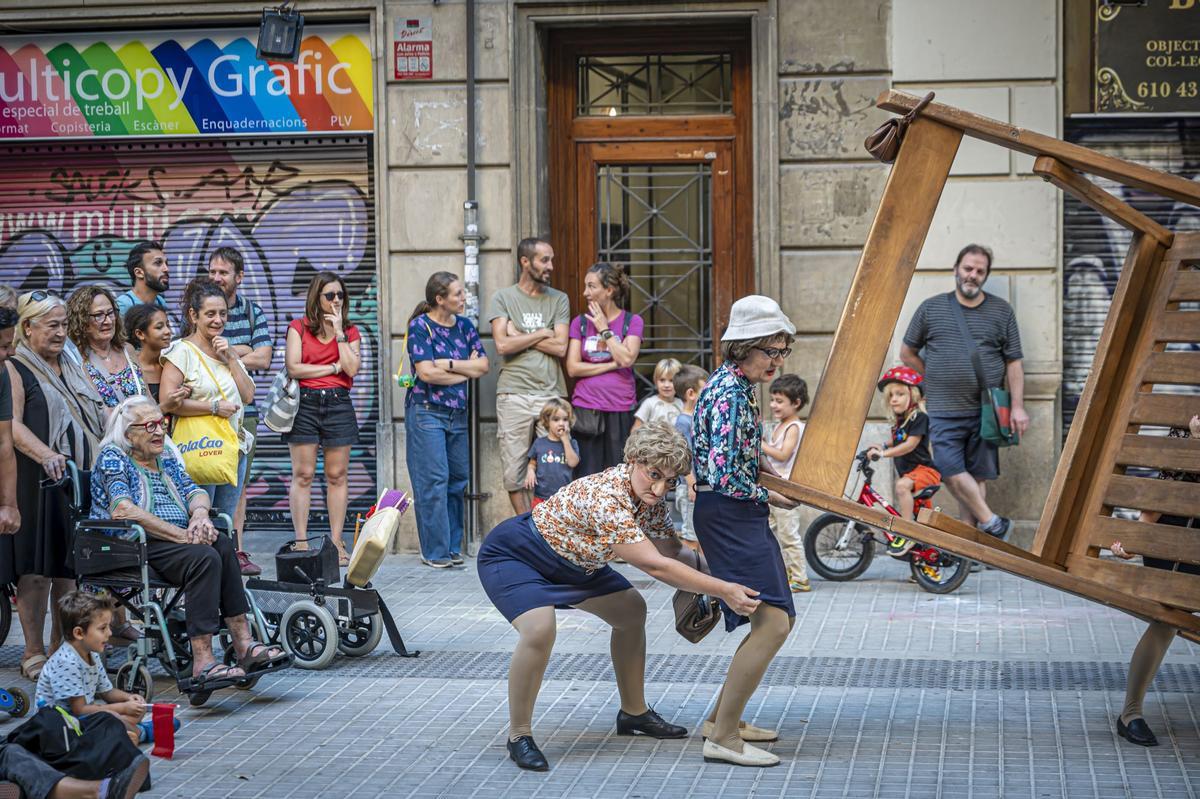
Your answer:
[0,136,378,530]
[1063,120,1200,437]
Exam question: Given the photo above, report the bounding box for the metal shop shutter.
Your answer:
[1062,119,1200,435]
[0,135,378,531]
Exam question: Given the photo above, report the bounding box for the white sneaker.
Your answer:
[700,720,779,742]
[701,739,780,767]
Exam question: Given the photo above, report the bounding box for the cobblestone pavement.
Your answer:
[2,528,1198,799]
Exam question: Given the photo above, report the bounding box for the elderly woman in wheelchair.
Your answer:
[85,396,289,694]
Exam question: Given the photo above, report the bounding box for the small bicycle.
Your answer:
[803,450,971,594]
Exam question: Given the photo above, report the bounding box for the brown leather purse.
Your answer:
[863,91,935,164]
[672,589,721,643]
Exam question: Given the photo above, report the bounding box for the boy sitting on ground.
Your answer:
[36,592,157,745]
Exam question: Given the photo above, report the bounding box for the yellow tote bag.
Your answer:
[173,343,240,486]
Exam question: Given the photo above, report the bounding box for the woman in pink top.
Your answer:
[565,263,643,477]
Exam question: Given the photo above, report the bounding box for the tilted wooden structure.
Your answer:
[767,90,1200,636]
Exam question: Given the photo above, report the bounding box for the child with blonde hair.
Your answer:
[524,399,580,507]
[867,367,940,557]
[632,358,683,430]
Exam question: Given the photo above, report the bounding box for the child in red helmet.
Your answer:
[868,367,940,557]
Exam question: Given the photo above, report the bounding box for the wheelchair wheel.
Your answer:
[115,662,154,702]
[280,599,338,670]
[156,616,193,680]
[338,613,384,657]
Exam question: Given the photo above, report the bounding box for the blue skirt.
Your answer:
[694,490,795,631]
[477,513,633,623]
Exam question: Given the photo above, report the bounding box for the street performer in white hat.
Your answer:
[691,295,802,767]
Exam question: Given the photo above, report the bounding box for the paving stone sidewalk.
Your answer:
[2,528,1197,799]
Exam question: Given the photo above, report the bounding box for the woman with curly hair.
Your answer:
[477,422,760,772]
[66,285,147,415]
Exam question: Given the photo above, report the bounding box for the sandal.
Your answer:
[239,642,290,673]
[19,654,47,682]
[193,662,245,687]
[334,542,350,567]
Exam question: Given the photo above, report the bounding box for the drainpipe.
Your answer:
[462,0,488,555]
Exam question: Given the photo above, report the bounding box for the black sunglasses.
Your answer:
[28,289,61,302]
[322,290,346,301]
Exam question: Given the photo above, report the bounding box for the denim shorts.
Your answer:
[283,387,359,448]
[928,413,998,481]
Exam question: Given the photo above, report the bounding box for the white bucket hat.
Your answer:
[720,295,796,342]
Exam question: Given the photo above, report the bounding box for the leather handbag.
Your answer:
[945,293,1020,448]
[672,589,721,644]
[863,91,935,163]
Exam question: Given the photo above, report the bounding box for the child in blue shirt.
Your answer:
[525,399,580,507]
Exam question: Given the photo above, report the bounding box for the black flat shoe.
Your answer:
[616,707,688,739]
[1117,717,1159,747]
[507,736,550,771]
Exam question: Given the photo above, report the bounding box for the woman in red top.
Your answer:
[283,272,362,563]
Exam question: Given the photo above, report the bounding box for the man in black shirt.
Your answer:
[901,244,1029,539]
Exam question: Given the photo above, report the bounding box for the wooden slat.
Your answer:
[1158,311,1200,344]
[571,115,737,140]
[1143,351,1200,386]
[1068,555,1200,613]
[877,90,1200,209]
[1089,516,1200,566]
[1130,392,1200,428]
[1033,157,1173,246]
[761,473,1200,633]
[789,116,962,492]
[1106,474,1200,518]
[1114,433,1200,472]
[917,509,1041,563]
[1033,235,1168,563]
[1170,271,1200,302]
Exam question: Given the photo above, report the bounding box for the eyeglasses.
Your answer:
[322,290,346,301]
[640,465,679,490]
[89,309,116,323]
[130,418,166,434]
[753,346,792,360]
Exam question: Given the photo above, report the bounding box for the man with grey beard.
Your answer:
[900,244,1029,539]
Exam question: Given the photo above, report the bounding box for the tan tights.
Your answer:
[1121,621,1177,724]
[508,589,649,741]
[707,604,794,751]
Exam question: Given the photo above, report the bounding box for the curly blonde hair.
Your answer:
[623,421,692,476]
[66,285,124,353]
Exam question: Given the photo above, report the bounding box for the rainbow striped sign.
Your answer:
[0,26,373,139]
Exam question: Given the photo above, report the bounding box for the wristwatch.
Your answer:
[336,333,348,343]
[599,329,615,341]
[447,360,455,372]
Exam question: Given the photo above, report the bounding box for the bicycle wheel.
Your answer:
[910,550,971,594]
[804,513,875,581]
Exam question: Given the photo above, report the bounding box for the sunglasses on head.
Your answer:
[322,290,346,301]
[28,290,61,302]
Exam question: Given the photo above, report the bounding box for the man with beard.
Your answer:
[115,241,171,317]
[900,244,1028,539]
[207,246,272,576]
[488,237,570,515]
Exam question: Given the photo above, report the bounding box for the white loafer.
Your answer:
[702,739,780,767]
[701,720,779,742]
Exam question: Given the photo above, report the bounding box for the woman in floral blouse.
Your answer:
[691,295,801,768]
[404,272,489,568]
[1110,412,1200,748]
[66,285,147,415]
[477,422,759,772]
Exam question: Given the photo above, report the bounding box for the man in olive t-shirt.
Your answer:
[487,238,570,514]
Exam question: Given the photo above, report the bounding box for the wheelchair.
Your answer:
[65,462,290,707]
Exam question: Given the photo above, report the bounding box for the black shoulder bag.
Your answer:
[571,312,634,438]
[945,293,1019,447]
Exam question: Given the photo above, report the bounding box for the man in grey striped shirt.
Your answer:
[900,244,1029,539]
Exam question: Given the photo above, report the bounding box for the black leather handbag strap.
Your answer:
[945,292,991,402]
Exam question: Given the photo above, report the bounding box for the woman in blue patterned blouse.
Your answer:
[404,272,490,568]
[90,396,289,688]
[691,295,801,767]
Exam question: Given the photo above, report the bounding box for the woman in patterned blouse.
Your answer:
[691,295,801,768]
[477,422,760,772]
[66,285,147,416]
[1110,412,1200,748]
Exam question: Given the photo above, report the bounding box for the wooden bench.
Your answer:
[766,90,1200,636]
